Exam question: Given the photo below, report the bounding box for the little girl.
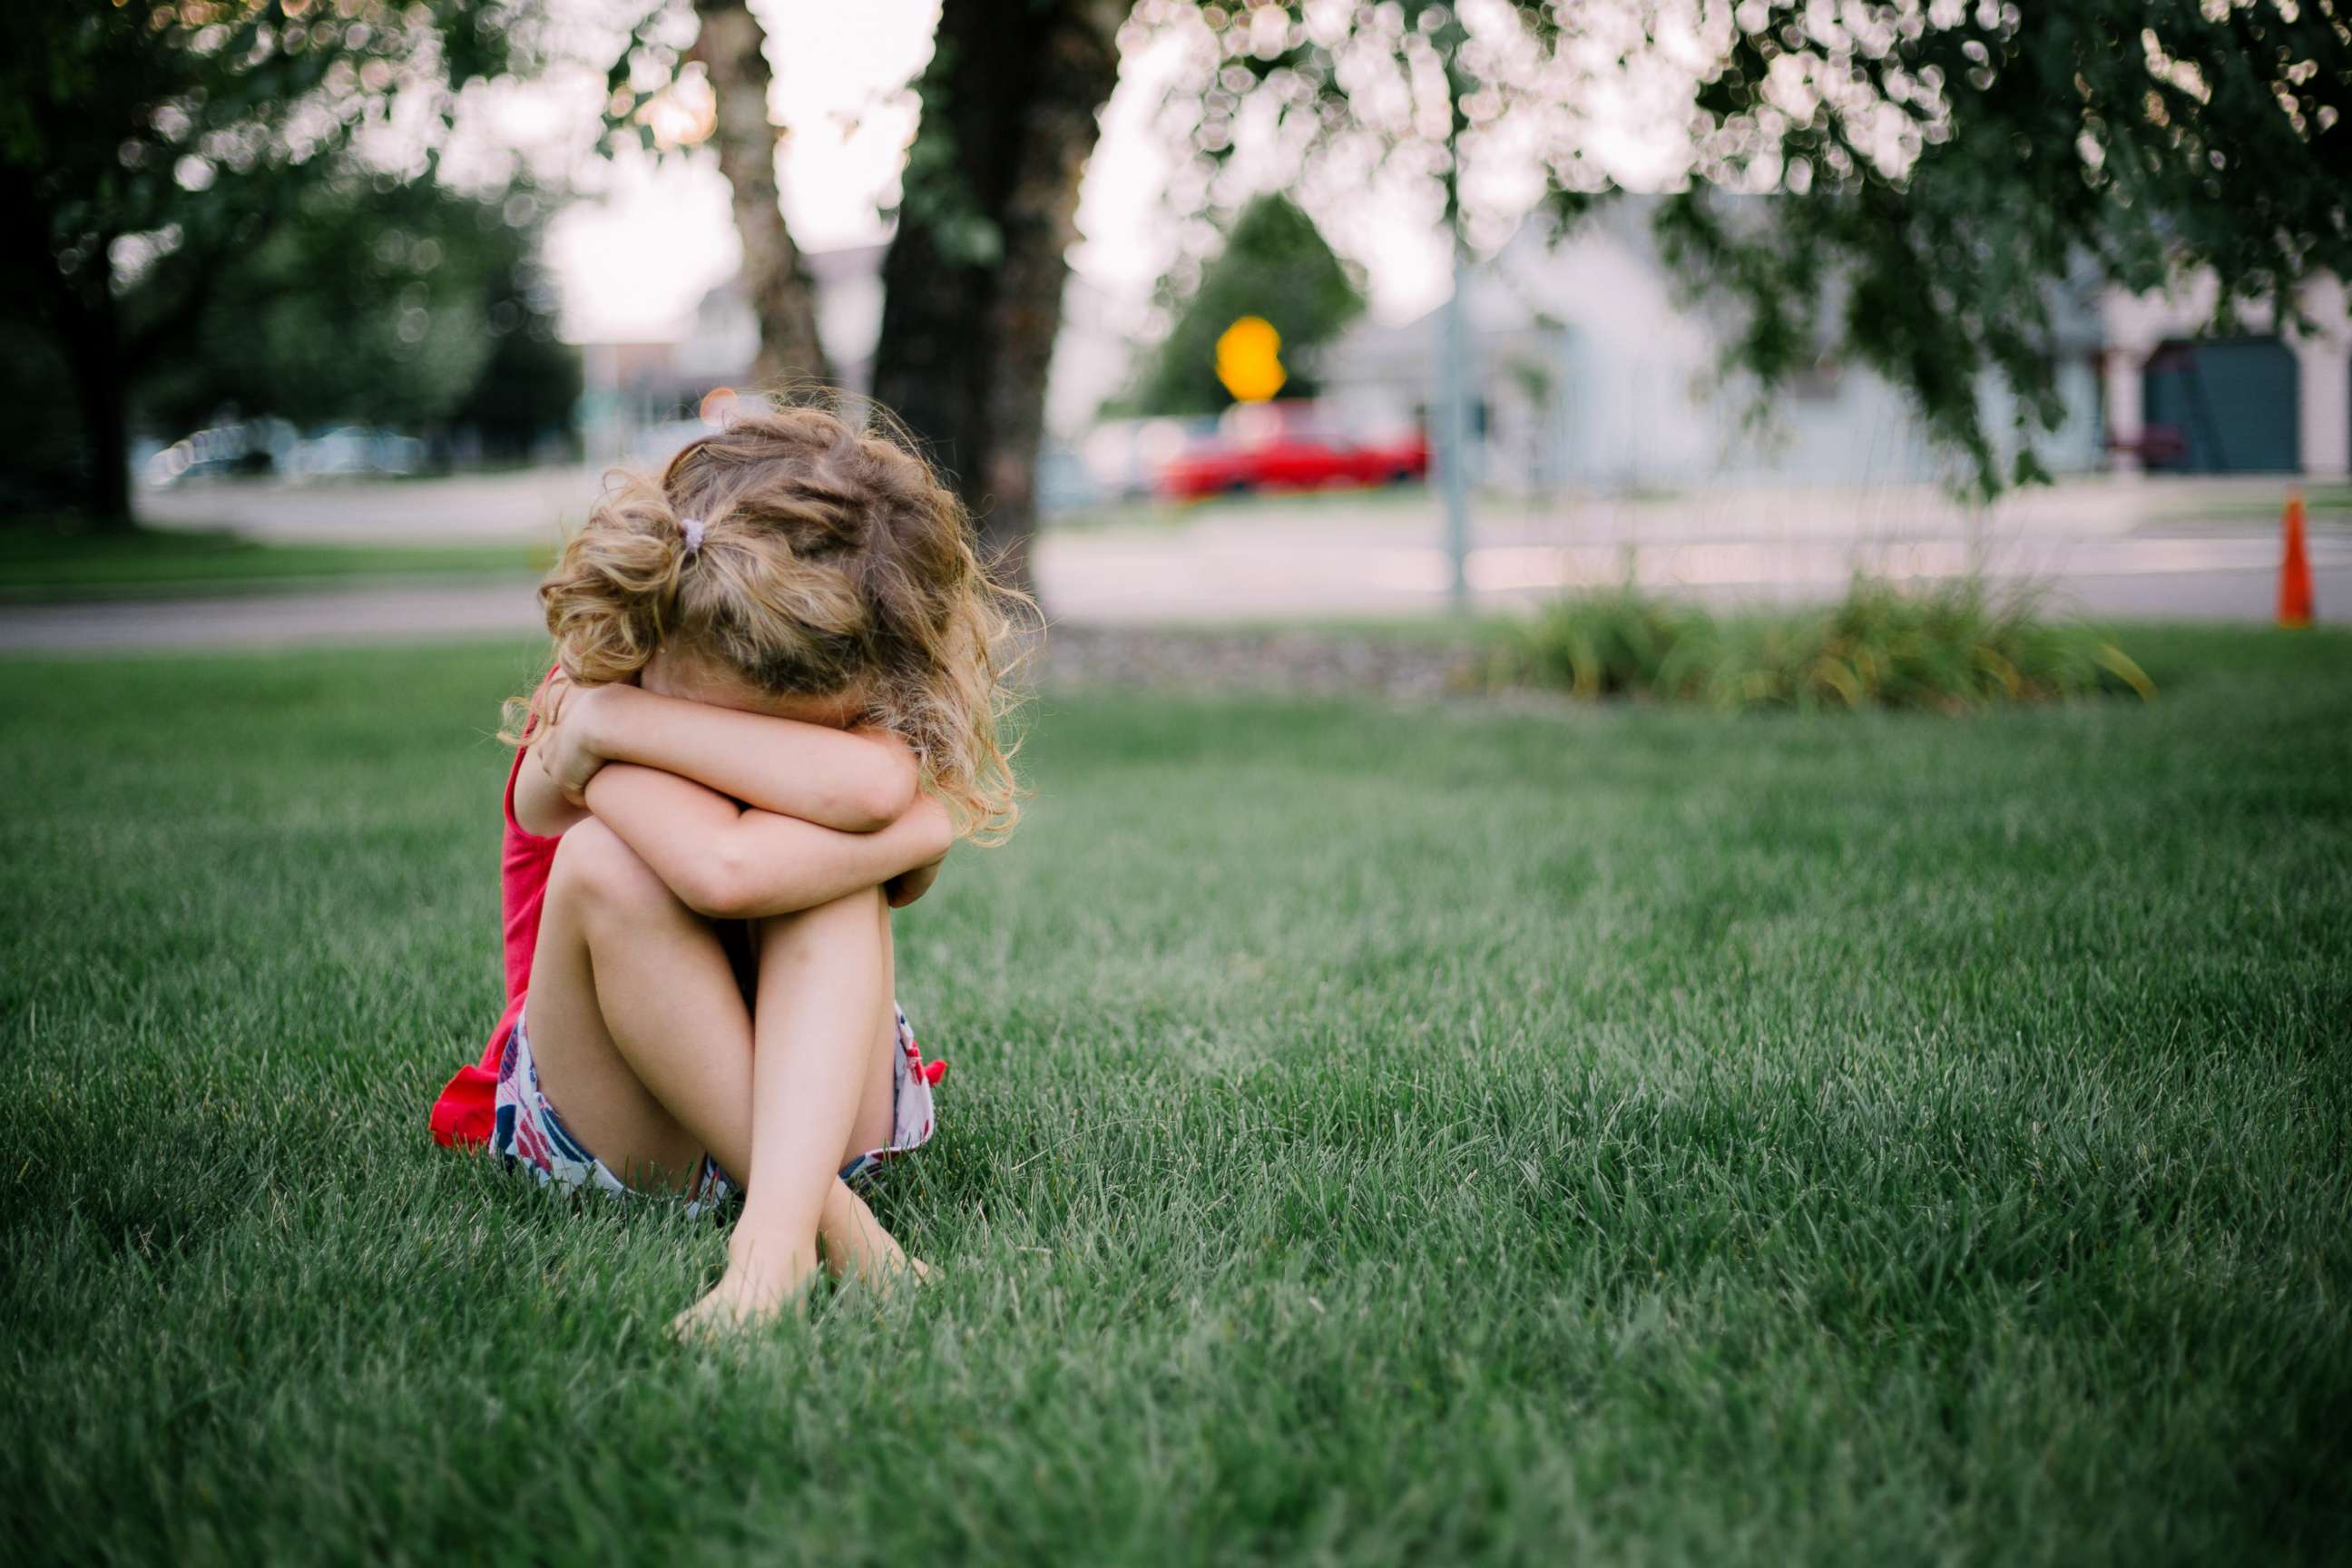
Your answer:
[428,402,1025,1333]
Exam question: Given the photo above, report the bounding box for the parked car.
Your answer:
[144,420,430,486]
[1155,401,1428,500]
[1035,443,1102,516]
[141,418,296,487]
[1080,415,1220,499]
[283,426,426,480]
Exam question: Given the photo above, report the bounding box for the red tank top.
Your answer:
[427,732,560,1147]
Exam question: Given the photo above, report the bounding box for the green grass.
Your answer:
[4,627,2349,1564]
[2151,482,2352,527]
[0,522,553,601]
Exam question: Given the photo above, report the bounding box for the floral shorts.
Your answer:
[491,1003,941,1217]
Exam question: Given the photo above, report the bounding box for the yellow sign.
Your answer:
[1215,316,1287,403]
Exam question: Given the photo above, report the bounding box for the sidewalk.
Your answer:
[0,581,544,653]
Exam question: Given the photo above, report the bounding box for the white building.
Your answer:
[1316,199,2352,493]
[1318,202,2110,495]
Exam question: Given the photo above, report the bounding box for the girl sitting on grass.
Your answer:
[428,401,1026,1334]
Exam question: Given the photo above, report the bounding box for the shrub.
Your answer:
[1492,575,2154,712]
[1502,584,1705,700]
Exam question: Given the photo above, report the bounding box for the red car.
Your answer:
[1156,402,1428,500]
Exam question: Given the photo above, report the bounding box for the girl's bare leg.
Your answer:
[524,822,916,1311]
[673,887,913,1332]
[525,819,753,1189]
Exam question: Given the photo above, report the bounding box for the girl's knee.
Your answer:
[754,884,884,953]
[548,818,676,916]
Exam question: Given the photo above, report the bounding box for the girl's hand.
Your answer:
[534,677,612,806]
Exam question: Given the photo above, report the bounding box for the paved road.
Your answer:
[0,581,546,653]
[5,474,2342,653]
[130,466,2329,546]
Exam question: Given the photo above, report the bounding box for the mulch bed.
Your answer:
[1038,624,1487,701]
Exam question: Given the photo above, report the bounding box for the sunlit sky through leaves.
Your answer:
[481,0,1720,346]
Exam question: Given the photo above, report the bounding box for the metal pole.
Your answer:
[1438,237,1473,609]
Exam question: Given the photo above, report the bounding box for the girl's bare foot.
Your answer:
[819,1178,935,1298]
[845,1251,934,1297]
[669,1238,820,1340]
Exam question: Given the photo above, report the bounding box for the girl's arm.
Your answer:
[540,681,916,833]
[583,763,952,921]
[511,675,590,838]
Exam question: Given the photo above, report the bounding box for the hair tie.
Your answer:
[679,516,706,558]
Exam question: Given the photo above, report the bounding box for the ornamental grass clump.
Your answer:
[1494,574,2153,712]
[1501,584,1711,701]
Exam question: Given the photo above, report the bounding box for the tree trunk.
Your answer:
[9,154,136,529]
[692,0,828,388]
[61,260,134,530]
[870,0,1127,599]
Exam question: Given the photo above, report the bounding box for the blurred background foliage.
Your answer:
[1120,194,1365,416]
[132,179,576,446]
[0,0,573,521]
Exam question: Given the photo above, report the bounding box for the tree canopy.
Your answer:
[15,0,2347,544]
[133,178,575,445]
[0,0,561,520]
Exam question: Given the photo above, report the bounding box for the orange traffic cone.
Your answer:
[2278,489,2315,629]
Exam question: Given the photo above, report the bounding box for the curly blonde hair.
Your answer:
[509,398,1034,841]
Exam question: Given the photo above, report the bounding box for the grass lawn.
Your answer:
[2162,482,2352,527]
[0,522,552,602]
[3,626,2348,1564]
